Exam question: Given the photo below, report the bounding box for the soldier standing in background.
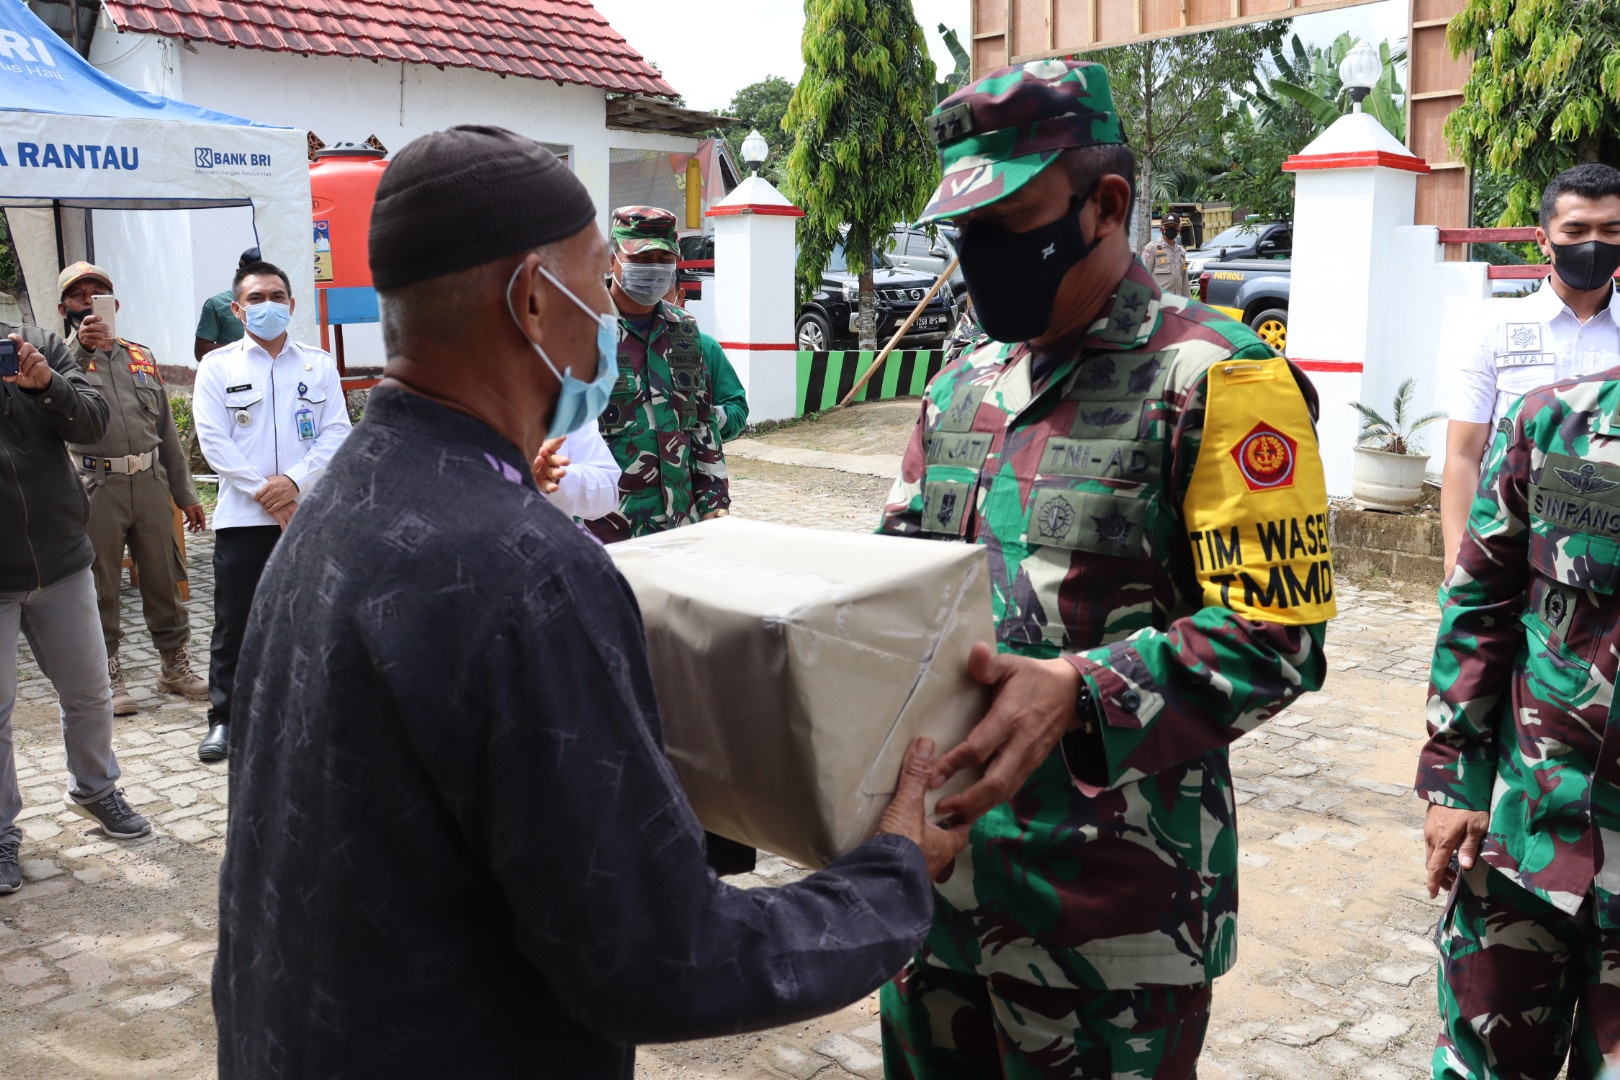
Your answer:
[1139,211,1190,298]
[194,247,258,361]
[1419,360,1620,1076]
[876,60,1334,1078]
[586,206,729,543]
[59,262,208,715]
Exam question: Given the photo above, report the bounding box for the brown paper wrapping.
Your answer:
[606,518,995,869]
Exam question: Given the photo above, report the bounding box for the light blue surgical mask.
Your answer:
[506,261,620,439]
[241,300,292,341]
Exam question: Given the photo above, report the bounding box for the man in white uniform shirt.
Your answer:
[192,261,352,762]
[532,427,621,521]
[1441,164,1620,574]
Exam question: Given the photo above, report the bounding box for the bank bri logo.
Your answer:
[195,148,272,169]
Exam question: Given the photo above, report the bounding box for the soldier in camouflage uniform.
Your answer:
[586,207,729,544]
[1419,365,1620,1079]
[875,60,1336,1079]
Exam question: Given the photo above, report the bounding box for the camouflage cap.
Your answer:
[57,260,113,297]
[917,59,1126,224]
[610,205,680,257]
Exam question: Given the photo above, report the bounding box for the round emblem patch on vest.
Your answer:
[236,411,251,427]
[1230,421,1298,492]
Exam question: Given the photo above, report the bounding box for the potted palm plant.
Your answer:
[1349,378,1445,511]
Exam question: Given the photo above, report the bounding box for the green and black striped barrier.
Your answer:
[796,350,947,415]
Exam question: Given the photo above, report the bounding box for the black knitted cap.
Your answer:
[368,125,597,290]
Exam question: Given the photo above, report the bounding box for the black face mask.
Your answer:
[1550,238,1620,293]
[62,307,88,330]
[956,191,1099,344]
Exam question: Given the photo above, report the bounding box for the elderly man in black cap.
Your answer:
[211,125,967,1079]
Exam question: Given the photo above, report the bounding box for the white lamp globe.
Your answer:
[1338,41,1382,109]
[741,129,770,172]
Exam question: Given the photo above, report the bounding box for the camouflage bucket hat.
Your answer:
[610,205,680,257]
[918,59,1126,224]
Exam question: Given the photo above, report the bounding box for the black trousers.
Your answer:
[207,525,282,727]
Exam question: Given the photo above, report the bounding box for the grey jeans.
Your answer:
[1,567,121,846]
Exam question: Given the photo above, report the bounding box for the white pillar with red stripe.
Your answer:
[1282,112,1430,497]
[707,174,805,422]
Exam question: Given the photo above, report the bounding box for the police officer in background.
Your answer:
[586,206,729,544]
[876,60,1335,1078]
[1440,164,1620,575]
[1139,211,1190,297]
[191,260,352,762]
[59,262,208,715]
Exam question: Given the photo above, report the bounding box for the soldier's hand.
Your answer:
[877,737,971,881]
[78,314,114,352]
[1424,802,1489,898]
[181,503,207,532]
[254,475,299,515]
[532,436,569,495]
[930,642,1081,825]
[6,336,53,391]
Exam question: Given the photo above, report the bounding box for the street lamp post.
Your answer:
[1338,41,1382,114]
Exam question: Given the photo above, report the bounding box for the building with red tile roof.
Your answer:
[98,0,679,97]
[22,0,736,370]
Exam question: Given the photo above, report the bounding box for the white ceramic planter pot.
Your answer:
[1352,446,1429,511]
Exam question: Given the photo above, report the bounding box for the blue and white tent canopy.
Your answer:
[0,0,311,337]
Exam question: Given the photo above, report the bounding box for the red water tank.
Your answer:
[309,144,388,289]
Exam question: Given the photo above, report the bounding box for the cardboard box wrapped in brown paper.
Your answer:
[606,518,995,869]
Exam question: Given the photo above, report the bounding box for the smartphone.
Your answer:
[91,294,116,339]
[0,339,17,378]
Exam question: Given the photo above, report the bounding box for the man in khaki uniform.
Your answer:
[1140,211,1190,297]
[59,263,208,714]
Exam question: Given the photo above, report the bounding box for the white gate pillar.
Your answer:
[707,175,804,422]
[1282,112,1430,497]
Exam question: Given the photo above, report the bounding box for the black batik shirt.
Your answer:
[213,384,933,1079]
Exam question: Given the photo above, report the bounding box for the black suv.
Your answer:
[796,241,955,351]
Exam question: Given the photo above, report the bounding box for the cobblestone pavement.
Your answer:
[3,408,1450,1080]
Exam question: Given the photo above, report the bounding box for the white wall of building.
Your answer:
[91,29,703,368]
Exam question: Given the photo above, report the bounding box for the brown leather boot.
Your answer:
[157,646,208,701]
[107,656,138,716]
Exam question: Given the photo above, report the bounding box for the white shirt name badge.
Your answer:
[1495,323,1553,368]
[296,382,316,441]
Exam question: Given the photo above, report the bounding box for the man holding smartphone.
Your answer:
[58,263,209,716]
[1,318,152,895]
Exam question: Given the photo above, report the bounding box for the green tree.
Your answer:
[784,0,938,350]
[1089,22,1286,251]
[718,75,797,185]
[1445,0,1620,226]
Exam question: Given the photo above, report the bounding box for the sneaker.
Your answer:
[64,789,151,839]
[107,656,138,716]
[157,646,208,700]
[0,841,19,894]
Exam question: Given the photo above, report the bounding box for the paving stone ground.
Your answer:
[3,404,1451,1079]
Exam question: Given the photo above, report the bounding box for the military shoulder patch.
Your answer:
[1230,422,1297,491]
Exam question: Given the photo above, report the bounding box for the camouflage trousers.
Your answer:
[1433,863,1620,1080]
[880,960,1212,1079]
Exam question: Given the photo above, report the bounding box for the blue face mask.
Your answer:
[240,300,292,341]
[506,261,620,439]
